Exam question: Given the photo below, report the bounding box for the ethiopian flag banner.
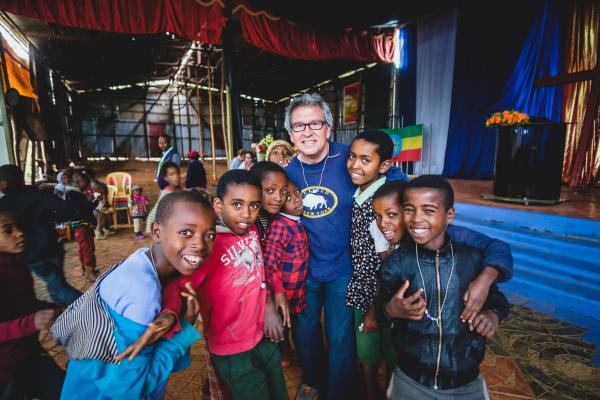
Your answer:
[382,125,423,162]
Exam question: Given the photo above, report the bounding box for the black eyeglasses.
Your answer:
[290,120,328,132]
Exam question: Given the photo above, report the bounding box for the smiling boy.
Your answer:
[377,176,510,399]
[161,170,289,400]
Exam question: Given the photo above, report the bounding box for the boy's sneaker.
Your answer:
[95,230,107,240]
[135,232,147,240]
[296,384,318,400]
[103,227,116,236]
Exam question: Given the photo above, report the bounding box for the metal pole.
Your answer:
[195,48,204,161]
[143,86,150,159]
[220,58,230,161]
[207,56,217,182]
[185,67,193,155]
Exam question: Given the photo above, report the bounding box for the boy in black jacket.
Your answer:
[377,175,509,400]
[0,164,80,304]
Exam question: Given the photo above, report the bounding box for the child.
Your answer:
[146,161,181,235]
[263,181,310,372]
[161,170,289,399]
[237,150,255,170]
[56,191,213,399]
[54,169,74,199]
[130,184,149,240]
[91,179,116,239]
[0,164,81,304]
[0,211,65,399]
[65,172,99,281]
[250,161,289,241]
[185,150,207,190]
[377,175,510,399]
[345,131,513,400]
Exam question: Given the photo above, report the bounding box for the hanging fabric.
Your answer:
[0,0,225,45]
[414,10,457,175]
[238,5,396,63]
[442,1,546,179]
[562,0,600,186]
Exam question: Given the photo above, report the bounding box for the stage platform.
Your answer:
[449,179,600,221]
[449,179,600,368]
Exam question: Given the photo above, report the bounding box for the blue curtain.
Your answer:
[443,0,560,178]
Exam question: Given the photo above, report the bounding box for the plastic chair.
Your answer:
[106,182,131,227]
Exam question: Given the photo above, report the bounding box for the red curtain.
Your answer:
[0,0,225,44]
[239,8,397,63]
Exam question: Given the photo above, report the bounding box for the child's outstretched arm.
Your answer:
[0,308,62,342]
[448,225,513,323]
[114,282,199,362]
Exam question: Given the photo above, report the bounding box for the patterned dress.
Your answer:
[345,177,387,312]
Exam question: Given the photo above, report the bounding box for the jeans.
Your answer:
[27,253,81,305]
[292,274,356,400]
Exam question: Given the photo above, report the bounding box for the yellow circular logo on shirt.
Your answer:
[301,186,338,218]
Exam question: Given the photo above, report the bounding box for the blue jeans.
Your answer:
[27,255,81,305]
[292,274,356,400]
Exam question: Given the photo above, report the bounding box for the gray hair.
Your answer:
[284,93,334,133]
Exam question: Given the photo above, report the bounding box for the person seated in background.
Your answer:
[0,210,65,399]
[54,169,75,199]
[185,150,207,190]
[266,140,294,167]
[228,148,245,170]
[237,150,255,171]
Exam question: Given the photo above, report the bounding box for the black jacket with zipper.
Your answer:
[376,235,510,390]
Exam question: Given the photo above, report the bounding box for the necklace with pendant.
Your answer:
[415,242,455,326]
[299,148,329,189]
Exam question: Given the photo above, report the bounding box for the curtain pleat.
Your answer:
[562,0,600,186]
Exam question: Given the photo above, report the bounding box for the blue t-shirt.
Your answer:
[286,142,355,282]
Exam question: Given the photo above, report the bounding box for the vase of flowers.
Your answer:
[486,111,566,204]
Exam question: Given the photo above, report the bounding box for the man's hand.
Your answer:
[362,305,378,333]
[34,308,62,330]
[264,296,284,342]
[461,267,498,323]
[468,310,499,338]
[384,280,426,320]
[181,282,200,324]
[274,292,290,328]
[114,313,176,362]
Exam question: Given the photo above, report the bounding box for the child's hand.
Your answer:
[461,267,498,324]
[114,312,176,362]
[385,280,426,320]
[362,306,378,333]
[468,310,499,338]
[264,296,284,342]
[274,292,291,328]
[181,282,200,324]
[34,308,62,330]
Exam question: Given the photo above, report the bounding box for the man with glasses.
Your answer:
[284,93,356,400]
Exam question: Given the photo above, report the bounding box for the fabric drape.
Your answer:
[238,7,396,63]
[442,1,545,179]
[414,10,457,175]
[562,0,600,186]
[0,0,225,45]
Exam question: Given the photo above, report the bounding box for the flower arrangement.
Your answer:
[485,110,530,127]
[259,134,273,150]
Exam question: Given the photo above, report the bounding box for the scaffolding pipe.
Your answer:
[207,55,217,181]
[196,46,204,161]
[219,56,230,161]
[185,67,193,156]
